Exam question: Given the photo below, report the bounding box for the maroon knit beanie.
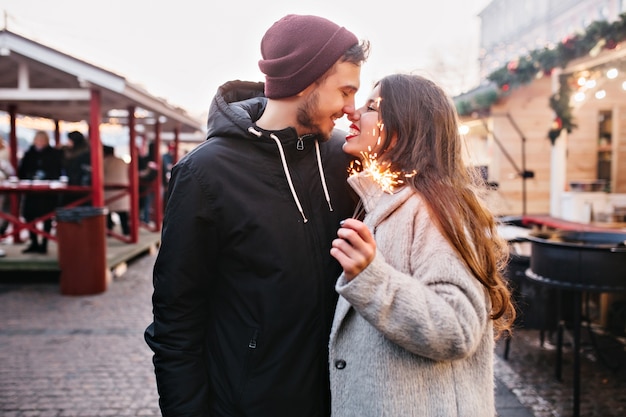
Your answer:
[259,14,359,99]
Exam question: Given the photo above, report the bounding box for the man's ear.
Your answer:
[296,83,316,98]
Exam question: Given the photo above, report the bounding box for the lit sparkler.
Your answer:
[349,151,406,194]
[349,147,416,219]
[348,99,416,219]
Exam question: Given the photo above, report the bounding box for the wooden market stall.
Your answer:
[457,38,626,225]
[0,29,205,246]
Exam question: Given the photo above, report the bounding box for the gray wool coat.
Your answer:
[329,173,496,417]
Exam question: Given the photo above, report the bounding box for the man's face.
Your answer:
[296,61,361,140]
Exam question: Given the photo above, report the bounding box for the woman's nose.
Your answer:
[345,106,360,122]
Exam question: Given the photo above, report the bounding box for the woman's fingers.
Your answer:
[330,219,376,280]
[339,218,374,244]
[330,241,365,280]
[337,219,375,258]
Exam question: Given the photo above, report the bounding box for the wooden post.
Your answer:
[153,118,162,231]
[128,106,139,244]
[8,104,22,243]
[550,69,567,218]
[90,89,104,207]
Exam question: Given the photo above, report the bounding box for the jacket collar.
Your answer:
[347,172,414,228]
[330,174,415,331]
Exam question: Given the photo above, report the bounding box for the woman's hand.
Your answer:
[330,218,376,281]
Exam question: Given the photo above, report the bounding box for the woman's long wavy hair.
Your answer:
[375,73,516,337]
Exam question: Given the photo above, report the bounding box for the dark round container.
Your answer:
[526,230,626,292]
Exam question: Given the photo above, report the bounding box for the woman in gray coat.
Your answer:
[329,74,516,416]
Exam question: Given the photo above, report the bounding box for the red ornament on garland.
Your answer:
[507,59,519,73]
[562,35,578,49]
[548,117,563,145]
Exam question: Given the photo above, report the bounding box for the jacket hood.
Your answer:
[205,80,339,222]
[206,80,267,139]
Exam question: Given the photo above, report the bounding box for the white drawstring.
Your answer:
[269,133,308,223]
[248,127,262,137]
[314,140,333,212]
[247,126,334,222]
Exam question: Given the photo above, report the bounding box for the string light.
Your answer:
[569,57,626,104]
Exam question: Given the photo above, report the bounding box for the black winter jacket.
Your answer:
[18,144,63,219]
[145,81,357,417]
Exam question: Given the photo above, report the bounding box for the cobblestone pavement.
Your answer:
[2,251,623,417]
[495,325,626,417]
[0,254,161,417]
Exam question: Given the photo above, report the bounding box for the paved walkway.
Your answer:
[0,254,161,417]
[0,253,536,417]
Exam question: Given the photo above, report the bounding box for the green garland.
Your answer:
[547,74,576,144]
[456,13,626,141]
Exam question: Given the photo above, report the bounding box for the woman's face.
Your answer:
[343,85,384,158]
[33,134,49,150]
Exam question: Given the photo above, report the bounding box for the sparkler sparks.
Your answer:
[349,148,417,219]
[349,149,416,194]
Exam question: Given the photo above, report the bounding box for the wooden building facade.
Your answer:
[460,45,626,220]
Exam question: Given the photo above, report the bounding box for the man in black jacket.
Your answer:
[145,14,369,417]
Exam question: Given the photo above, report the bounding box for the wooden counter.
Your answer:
[521,214,626,233]
[0,181,92,242]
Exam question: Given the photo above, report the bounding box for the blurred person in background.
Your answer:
[0,134,15,239]
[61,130,91,207]
[18,130,63,253]
[138,141,157,224]
[0,134,14,256]
[103,145,130,236]
[161,141,176,210]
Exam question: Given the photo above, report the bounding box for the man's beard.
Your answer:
[296,90,331,141]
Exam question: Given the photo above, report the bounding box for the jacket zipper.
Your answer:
[248,329,258,349]
[297,134,315,151]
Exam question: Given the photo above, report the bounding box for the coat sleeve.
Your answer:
[335,207,489,362]
[144,160,217,416]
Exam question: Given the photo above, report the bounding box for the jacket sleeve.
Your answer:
[335,207,489,362]
[144,160,217,416]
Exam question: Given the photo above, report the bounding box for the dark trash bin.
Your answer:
[499,216,560,331]
[56,206,109,295]
[506,249,559,331]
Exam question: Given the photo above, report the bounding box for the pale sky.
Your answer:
[0,0,492,122]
